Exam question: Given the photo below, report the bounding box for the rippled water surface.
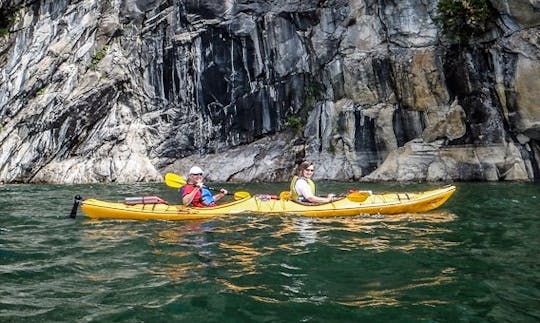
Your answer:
[1,182,539,322]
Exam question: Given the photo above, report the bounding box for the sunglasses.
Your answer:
[190,173,203,176]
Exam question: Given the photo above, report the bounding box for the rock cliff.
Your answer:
[0,0,538,183]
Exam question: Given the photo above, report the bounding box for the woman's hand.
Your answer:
[194,180,204,189]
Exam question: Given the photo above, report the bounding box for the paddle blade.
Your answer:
[165,173,186,188]
[279,191,292,200]
[347,191,371,202]
[234,191,251,200]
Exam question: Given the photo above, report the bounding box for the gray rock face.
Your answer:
[0,0,538,183]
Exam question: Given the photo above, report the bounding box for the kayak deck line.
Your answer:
[75,185,456,221]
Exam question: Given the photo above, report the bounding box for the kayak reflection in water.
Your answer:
[180,166,228,207]
[290,161,335,204]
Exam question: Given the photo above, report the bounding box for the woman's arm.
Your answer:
[296,180,334,203]
[306,194,335,203]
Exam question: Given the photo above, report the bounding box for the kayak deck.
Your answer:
[79,185,456,221]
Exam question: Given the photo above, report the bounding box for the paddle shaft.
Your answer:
[187,183,229,194]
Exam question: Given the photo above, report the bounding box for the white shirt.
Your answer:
[295,178,315,200]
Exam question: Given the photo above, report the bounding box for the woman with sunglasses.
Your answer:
[290,161,335,204]
[181,166,228,207]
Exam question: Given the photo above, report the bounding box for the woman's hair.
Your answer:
[296,161,313,176]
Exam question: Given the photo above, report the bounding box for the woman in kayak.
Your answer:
[181,166,228,207]
[290,161,335,203]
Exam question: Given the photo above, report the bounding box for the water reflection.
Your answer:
[271,211,458,252]
[80,211,459,308]
[290,217,319,246]
[218,242,261,277]
[147,221,220,282]
[81,219,148,243]
[338,267,456,307]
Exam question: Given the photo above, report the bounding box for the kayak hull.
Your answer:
[80,185,456,221]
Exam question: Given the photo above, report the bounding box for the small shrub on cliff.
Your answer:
[305,83,321,110]
[327,142,336,154]
[286,82,322,136]
[90,46,109,70]
[286,116,305,135]
[436,0,493,43]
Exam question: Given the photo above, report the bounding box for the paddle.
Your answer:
[164,172,251,200]
[233,191,251,200]
[279,190,371,202]
[279,191,292,200]
[346,191,371,202]
[165,172,187,188]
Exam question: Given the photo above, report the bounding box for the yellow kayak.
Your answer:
[77,185,456,221]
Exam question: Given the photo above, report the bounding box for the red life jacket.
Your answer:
[180,185,216,207]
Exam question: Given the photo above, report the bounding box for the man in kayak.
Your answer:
[290,161,335,204]
[181,166,228,207]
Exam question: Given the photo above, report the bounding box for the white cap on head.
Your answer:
[189,166,204,175]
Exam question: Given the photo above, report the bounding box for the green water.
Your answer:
[1,182,539,322]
